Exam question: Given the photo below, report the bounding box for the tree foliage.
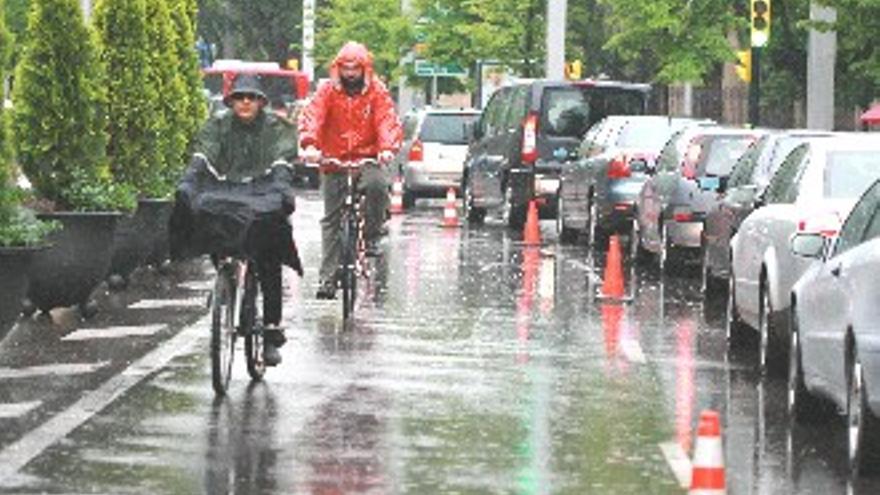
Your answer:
[11,0,131,211]
[170,0,207,169]
[197,0,303,63]
[315,0,413,80]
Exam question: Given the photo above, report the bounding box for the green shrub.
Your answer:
[0,204,59,246]
[11,0,131,212]
[170,0,207,168]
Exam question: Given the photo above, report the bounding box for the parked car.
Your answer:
[788,177,880,476]
[395,108,481,208]
[728,136,880,374]
[557,115,708,244]
[702,130,835,291]
[635,126,763,272]
[462,79,651,228]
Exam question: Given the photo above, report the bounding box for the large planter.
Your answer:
[108,198,171,287]
[141,198,173,268]
[26,212,120,316]
[0,246,39,341]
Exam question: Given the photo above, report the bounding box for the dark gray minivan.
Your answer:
[462,79,651,229]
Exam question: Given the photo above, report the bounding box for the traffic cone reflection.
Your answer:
[600,235,625,300]
[523,199,541,245]
[689,410,726,495]
[441,187,459,228]
[390,176,404,214]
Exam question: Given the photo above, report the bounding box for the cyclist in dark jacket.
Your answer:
[192,74,298,366]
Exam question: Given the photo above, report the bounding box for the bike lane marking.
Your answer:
[0,362,110,380]
[0,314,208,485]
[659,441,692,489]
[128,298,205,310]
[0,401,41,419]
[61,324,167,341]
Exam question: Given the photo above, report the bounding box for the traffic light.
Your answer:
[750,0,771,47]
[564,60,582,80]
[735,49,751,83]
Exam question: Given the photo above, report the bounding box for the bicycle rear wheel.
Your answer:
[341,216,357,319]
[210,267,236,395]
[242,265,266,381]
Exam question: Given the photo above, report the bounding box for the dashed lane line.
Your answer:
[0,401,42,419]
[659,441,692,489]
[128,298,205,310]
[0,362,111,380]
[620,338,647,364]
[61,324,167,341]
[0,314,208,484]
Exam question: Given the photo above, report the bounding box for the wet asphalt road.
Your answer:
[0,188,878,494]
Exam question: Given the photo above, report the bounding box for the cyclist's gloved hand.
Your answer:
[301,145,321,164]
[377,150,395,165]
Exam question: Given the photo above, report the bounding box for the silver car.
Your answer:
[396,108,481,208]
[789,177,880,476]
[728,136,880,374]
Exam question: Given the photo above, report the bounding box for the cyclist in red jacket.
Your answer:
[299,41,403,300]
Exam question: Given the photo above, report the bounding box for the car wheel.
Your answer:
[758,281,782,376]
[849,354,880,477]
[556,194,577,244]
[463,177,486,225]
[787,312,826,423]
[502,183,526,231]
[726,270,747,345]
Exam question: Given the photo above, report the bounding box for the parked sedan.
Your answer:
[788,177,880,476]
[556,115,706,245]
[636,126,762,272]
[728,136,880,374]
[702,130,834,291]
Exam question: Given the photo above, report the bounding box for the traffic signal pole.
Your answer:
[749,47,761,127]
[545,0,567,79]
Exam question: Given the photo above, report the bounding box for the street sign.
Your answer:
[414,60,468,77]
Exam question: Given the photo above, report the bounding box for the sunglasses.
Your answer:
[231,93,260,102]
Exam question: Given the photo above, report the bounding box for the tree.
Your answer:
[197,0,303,63]
[94,0,165,197]
[170,0,207,169]
[315,0,413,80]
[822,0,880,109]
[12,0,127,210]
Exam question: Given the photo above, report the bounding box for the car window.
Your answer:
[697,136,755,177]
[835,180,880,256]
[727,140,763,188]
[764,145,808,204]
[657,130,685,172]
[482,88,510,137]
[419,114,480,144]
[616,120,674,150]
[823,150,880,199]
[403,114,419,141]
[579,119,607,156]
[541,88,591,138]
[502,86,528,131]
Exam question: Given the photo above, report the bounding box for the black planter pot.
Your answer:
[141,198,173,268]
[0,246,39,341]
[26,212,120,316]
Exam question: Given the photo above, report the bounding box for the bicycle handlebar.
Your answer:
[319,157,379,168]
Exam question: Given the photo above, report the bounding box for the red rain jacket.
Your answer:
[298,42,402,169]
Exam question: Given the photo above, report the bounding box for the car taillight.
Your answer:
[797,212,842,237]
[521,113,538,164]
[607,155,631,179]
[408,139,423,162]
[672,206,694,223]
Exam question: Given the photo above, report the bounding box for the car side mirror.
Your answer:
[467,120,483,141]
[790,232,827,259]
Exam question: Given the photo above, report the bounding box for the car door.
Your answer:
[801,181,880,398]
[638,130,685,252]
[468,89,510,206]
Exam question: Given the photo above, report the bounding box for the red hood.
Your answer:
[329,41,375,87]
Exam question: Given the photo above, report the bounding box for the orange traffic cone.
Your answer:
[523,199,541,245]
[600,234,625,300]
[689,410,726,495]
[390,176,404,214]
[441,187,459,228]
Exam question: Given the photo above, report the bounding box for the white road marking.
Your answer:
[0,362,110,380]
[176,280,213,291]
[128,298,205,310]
[620,339,647,364]
[61,324,167,341]
[659,441,692,489]
[0,401,41,419]
[0,315,208,484]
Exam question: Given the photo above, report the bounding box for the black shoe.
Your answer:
[365,240,381,258]
[263,325,287,347]
[316,281,336,300]
[264,342,282,366]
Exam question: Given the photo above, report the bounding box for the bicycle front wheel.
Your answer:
[242,266,266,381]
[341,216,357,320]
[210,268,236,395]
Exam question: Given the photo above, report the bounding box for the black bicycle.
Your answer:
[209,256,266,395]
[323,158,375,320]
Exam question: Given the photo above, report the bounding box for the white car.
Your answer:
[396,108,481,208]
[728,135,880,374]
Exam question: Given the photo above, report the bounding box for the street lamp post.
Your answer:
[545,0,567,80]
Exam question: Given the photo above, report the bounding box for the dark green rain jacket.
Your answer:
[193,109,298,181]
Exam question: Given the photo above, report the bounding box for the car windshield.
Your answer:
[541,87,646,138]
[617,120,676,150]
[825,150,880,198]
[698,136,755,176]
[419,114,479,144]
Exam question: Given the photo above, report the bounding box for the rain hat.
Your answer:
[223,74,268,107]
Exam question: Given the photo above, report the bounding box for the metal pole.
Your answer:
[545,0,567,80]
[302,0,316,85]
[807,3,837,130]
[749,47,761,127]
[80,0,91,21]
[431,75,438,107]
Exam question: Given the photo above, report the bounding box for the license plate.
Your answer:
[535,178,560,195]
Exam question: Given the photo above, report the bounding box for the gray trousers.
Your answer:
[319,166,388,284]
